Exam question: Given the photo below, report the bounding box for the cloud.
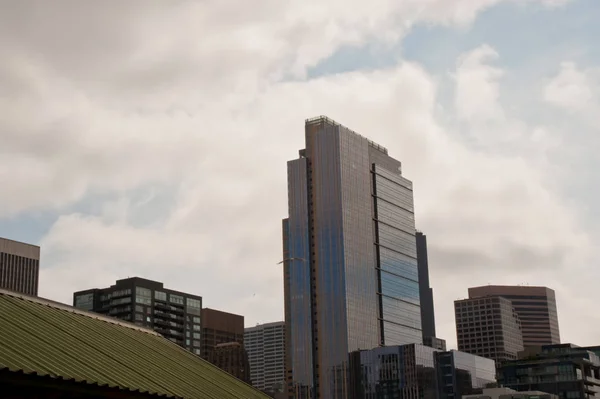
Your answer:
[1,0,596,349]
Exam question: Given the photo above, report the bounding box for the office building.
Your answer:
[0,237,40,296]
[469,285,561,347]
[347,344,496,399]
[73,277,202,354]
[463,387,558,399]
[201,308,245,359]
[245,322,286,394]
[455,296,524,363]
[498,344,600,398]
[283,116,422,398]
[424,336,447,351]
[209,342,251,383]
[436,350,497,399]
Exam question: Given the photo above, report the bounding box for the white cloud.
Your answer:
[1,0,596,348]
[544,62,599,114]
[454,44,505,123]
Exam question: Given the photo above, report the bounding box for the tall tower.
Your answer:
[283,116,422,399]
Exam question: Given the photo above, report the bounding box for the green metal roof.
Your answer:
[0,289,270,399]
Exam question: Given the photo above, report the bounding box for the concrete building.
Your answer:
[245,322,286,394]
[455,296,524,363]
[468,285,560,347]
[498,344,600,398]
[209,342,251,383]
[284,116,422,398]
[463,387,558,399]
[201,308,245,359]
[73,277,202,354]
[0,237,40,296]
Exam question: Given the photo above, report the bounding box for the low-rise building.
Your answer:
[463,387,558,399]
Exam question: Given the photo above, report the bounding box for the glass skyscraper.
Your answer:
[283,116,422,398]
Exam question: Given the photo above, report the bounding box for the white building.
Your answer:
[244,321,285,393]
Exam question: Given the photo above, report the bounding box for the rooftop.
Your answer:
[0,289,268,398]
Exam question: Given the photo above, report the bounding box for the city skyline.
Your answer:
[2,0,600,353]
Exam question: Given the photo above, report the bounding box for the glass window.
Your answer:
[192,316,200,324]
[154,291,167,301]
[193,324,201,331]
[193,340,200,347]
[74,293,94,310]
[135,286,152,305]
[170,294,184,305]
[193,332,201,339]
[380,271,419,305]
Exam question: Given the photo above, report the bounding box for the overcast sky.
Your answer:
[1,0,599,349]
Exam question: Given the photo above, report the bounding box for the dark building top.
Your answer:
[0,237,40,296]
[201,308,245,360]
[0,288,269,398]
[209,342,251,383]
[73,277,202,355]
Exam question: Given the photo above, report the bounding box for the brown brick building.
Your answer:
[209,342,251,383]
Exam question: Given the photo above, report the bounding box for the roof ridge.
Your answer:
[0,288,160,336]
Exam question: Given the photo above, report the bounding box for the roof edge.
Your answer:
[0,288,160,336]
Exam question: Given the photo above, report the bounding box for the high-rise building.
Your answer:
[468,285,560,347]
[0,237,40,296]
[455,296,524,363]
[283,116,422,398]
[73,277,202,354]
[245,322,286,394]
[201,308,245,359]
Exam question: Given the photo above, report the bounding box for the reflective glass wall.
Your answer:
[373,164,422,345]
[285,158,314,398]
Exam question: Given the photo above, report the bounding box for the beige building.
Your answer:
[455,295,524,363]
[0,237,40,296]
[469,285,560,347]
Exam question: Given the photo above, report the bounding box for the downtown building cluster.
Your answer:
[1,116,599,399]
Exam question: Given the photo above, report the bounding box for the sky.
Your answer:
[1,0,599,349]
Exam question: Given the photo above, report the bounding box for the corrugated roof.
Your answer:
[0,289,270,399]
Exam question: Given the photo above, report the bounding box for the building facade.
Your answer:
[284,116,422,398]
[455,296,524,364]
[436,350,497,399]
[424,336,447,351]
[347,344,496,399]
[73,277,202,354]
[498,344,600,398]
[209,342,251,383]
[468,285,561,347]
[245,322,286,394]
[201,308,245,359]
[0,237,40,296]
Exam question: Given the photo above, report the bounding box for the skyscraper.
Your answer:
[0,237,40,296]
[468,285,560,347]
[283,116,422,398]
